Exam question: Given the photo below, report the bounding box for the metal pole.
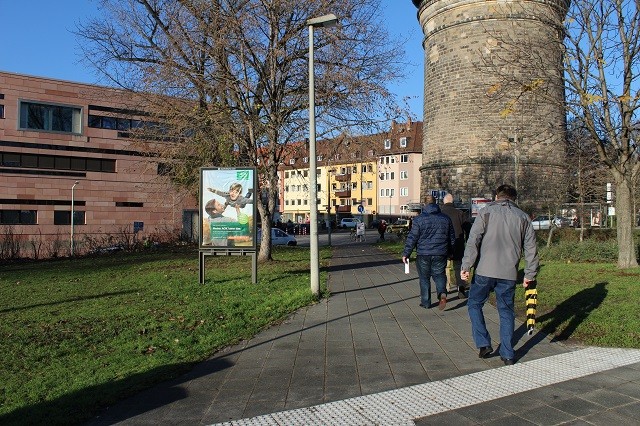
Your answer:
[308,24,320,296]
[70,180,79,256]
[307,14,337,297]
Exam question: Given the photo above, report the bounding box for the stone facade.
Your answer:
[0,72,198,258]
[412,0,568,204]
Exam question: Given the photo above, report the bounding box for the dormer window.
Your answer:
[384,139,391,149]
[399,137,407,147]
[289,158,295,165]
[303,157,308,163]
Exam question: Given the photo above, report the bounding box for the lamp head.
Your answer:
[307,14,338,28]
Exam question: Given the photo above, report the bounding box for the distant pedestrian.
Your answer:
[356,221,366,242]
[378,220,387,241]
[440,193,469,299]
[402,195,455,310]
[461,184,539,365]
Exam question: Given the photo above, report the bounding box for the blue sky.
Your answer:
[0,0,424,117]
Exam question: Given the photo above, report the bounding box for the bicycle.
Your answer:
[350,228,366,242]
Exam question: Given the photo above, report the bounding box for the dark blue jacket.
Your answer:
[402,203,455,257]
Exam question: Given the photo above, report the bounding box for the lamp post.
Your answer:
[307,13,337,296]
[71,180,79,256]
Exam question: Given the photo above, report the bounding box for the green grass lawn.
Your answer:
[0,247,329,425]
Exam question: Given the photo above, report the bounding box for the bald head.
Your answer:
[443,193,454,204]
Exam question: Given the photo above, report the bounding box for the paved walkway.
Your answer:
[88,240,640,425]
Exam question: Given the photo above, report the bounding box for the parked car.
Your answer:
[257,228,297,246]
[339,218,361,229]
[386,219,410,233]
[369,219,381,229]
[531,215,568,230]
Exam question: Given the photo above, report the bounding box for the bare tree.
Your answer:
[563,0,640,267]
[76,0,405,261]
[566,117,609,241]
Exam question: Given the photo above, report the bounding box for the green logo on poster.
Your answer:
[236,170,250,180]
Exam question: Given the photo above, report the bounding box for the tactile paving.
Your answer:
[209,347,640,426]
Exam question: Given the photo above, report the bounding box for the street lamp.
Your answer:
[71,180,80,256]
[308,13,338,296]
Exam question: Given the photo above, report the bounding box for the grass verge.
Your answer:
[0,246,329,425]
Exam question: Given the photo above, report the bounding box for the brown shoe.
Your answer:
[438,294,447,310]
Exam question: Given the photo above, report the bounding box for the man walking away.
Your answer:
[460,184,539,365]
[440,193,469,299]
[402,195,456,310]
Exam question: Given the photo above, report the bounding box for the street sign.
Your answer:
[357,204,364,213]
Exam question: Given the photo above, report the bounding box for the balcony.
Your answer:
[334,173,351,182]
[334,190,351,198]
[335,205,352,213]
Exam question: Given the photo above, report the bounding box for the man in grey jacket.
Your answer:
[461,184,539,365]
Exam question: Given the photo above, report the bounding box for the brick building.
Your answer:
[0,72,198,258]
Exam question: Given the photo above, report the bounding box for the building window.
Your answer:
[317,155,323,161]
[285,171,289,178]
[400,154,409,163]
[384,139,391,149]
[54,210,85,225]
[0,104,4,119]
[289,159,295,165]
[303,157,308,163]
[399,137,407,147]
[400,171,408,180]
[0,151,116,173]
[19,101,82,134]
[400,187,408,196]
[0,210,37,224]
[115,202,144,207]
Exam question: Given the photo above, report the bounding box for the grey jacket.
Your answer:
[461,199,539,281]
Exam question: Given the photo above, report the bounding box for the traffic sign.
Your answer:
[357,204,364,213]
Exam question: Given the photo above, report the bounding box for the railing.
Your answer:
[334,173,351,182]
[335,205,352,213]
[334,190,351,198]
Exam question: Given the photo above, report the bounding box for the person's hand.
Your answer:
[523,278,534,288]
[460,270,470,281]
[402,256,409,264]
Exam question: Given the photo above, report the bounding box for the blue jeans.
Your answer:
[467,274,516,359]
[415,255,448,307]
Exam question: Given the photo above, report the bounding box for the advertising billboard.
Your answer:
[199,167,256,249]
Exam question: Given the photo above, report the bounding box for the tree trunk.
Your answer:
[615,177,638,268]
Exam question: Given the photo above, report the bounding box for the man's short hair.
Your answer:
[443,193,454,204]
[495,184,517,201]
[425,195,436,204]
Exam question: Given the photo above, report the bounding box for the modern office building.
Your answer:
[0,71,198,258]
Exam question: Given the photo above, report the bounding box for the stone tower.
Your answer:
[411,0,568,205]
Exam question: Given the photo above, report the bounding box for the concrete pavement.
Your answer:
[88,237,640,425]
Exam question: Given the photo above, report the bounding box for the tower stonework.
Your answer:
[411,0,568,204]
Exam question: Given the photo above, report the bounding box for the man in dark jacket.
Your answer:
[402,195,456,310]
[440,193,469,299]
